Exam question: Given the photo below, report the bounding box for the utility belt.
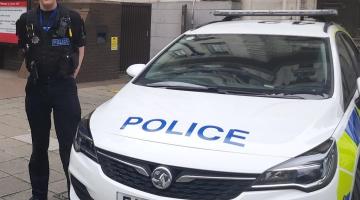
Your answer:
[27,52,78,84]
[29,70,74,85]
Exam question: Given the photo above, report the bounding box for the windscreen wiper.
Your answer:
[218,89,306,99]
[146,82,226,94]
[146,82,305,99]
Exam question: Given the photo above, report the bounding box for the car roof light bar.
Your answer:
[213,10,338,17]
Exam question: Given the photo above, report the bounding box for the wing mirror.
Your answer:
[126,64,146,78]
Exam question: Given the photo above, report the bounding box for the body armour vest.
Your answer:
[25,5,78,78]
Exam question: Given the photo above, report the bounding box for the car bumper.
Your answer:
[69,147,339,200]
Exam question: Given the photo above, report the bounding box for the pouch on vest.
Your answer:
[57,52,79,77]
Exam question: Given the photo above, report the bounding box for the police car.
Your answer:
[69,10,360,200]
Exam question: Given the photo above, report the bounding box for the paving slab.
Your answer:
[0,138,27,151]
[0,70,26,99]
[13,169,66,184]
[48,152,65,173]
[1,189,58,200]
[0,176,30,197]
[12,134,59,151]
[0,171,9,179]
[53,192,69,200]
[3,144,32,158]
[0,158,29,175]
[0,151,17,163]
[0,123,29,138]
[0,115,30,130]
[7,111,28,121]
[48,179,67,194]
[50,150,60,156]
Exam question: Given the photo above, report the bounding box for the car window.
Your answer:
[340,33,360,76]
[135,34,333,99]
[336,32,358,109]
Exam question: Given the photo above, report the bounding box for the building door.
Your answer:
[119,3,151,72]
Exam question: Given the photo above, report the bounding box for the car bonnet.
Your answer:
[90,83,341,159]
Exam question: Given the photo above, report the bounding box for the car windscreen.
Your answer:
[134,34,333,99]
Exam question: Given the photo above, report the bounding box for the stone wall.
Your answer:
[150,1,241,58]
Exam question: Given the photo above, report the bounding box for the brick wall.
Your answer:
[65,2,122,82]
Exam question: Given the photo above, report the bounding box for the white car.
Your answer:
[69,10,360,200]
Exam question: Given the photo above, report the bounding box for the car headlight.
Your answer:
[73,112,98,162]
[252,138,337,192]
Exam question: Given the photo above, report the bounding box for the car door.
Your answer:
[335,31,360,200]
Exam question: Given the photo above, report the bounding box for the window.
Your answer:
[340,33,360,76]
[336,32,358,109]
[135,34,333,99]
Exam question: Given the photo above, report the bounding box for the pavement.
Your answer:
[0,70,130,200]
[0,70,27,99]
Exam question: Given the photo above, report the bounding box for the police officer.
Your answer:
[16,0,85,199]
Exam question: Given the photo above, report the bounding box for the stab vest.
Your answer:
[25,5,78,78]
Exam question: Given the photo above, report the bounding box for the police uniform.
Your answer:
[16,4,85,200]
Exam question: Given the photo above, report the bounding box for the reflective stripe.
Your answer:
[345,110,360,145]
[337,170,352,200]
[338,132,357,173]
[337,107,360,200]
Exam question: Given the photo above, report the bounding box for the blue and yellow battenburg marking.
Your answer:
[338,108,360,200]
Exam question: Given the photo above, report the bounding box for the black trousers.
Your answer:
[25,77,81,199]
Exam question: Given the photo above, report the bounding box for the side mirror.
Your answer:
[126,64,146,78]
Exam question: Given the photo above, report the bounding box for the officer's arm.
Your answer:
[73,46,84,78]
[71,11,86,78]
[16,13,27,51]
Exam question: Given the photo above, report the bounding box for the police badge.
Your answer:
[31,36,40,44]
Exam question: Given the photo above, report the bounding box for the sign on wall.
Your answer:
[0,0,27,44]
[111,36,118,51]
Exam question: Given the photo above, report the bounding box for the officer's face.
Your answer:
[39,0,57,10]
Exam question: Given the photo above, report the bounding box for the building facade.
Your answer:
[0,0,359,82]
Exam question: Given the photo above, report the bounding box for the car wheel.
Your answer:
[352,164,360,200]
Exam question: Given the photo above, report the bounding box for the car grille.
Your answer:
[97,148,259,200]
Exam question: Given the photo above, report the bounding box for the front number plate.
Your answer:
[117,192,148,200]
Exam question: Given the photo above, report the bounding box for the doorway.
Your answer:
[119,3,152,72]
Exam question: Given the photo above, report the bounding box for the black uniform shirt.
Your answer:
[16,5,86,49]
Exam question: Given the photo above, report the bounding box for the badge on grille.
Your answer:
[151,166,172,190]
